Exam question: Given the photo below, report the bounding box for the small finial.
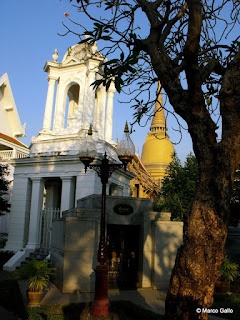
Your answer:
[88,124,93,136]
[124,121,129,133]
[52,49,58,62]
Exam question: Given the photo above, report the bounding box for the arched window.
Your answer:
[65,83,80,128]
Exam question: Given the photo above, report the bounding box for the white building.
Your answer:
[4,42,132,255]
[0,73,29,234]
[4,43,183,293]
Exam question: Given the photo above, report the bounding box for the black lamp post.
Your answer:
[79,122,135,317]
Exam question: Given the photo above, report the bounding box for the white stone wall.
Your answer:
[4,155,132,253]
[51,196,183,293]
[152,221,183,290]
[63,216,99,293]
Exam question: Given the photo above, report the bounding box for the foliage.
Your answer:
[230,176,240,226]
[154,153,199,224]
[0,279,27,318]
[14,259,55,292]
[220,256,240,282]
[212,294,240,320]
[65,0,240,132]
[0,163,11,215]
[0,250,14,269]
[27,301,163,320]
[0,232,8,248]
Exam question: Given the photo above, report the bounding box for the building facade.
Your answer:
[4,43,183,293]
[4,42,132,255]
[0,73,29,234]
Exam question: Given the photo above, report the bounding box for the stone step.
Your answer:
[16,249,49,270]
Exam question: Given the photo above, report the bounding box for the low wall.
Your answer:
[51,195,183,293]
[152,221,183,290]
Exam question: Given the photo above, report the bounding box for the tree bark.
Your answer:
[164,49,240,320]
[165,177,228,319]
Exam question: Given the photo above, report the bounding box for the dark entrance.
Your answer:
[107,224,140,289]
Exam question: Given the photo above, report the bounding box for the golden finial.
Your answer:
[124,121,129,133]
[88,124,93,136]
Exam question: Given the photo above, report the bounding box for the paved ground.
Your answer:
[0,270,230,320]
[18,279,230,320]
[41,284,166,314]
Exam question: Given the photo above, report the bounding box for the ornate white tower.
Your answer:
[30,41,116,157]
[4,42,133,255]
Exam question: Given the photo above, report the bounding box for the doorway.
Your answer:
[107,224,140,289]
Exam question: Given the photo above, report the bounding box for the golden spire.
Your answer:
[150,82,166,134]
[88,124,93,136]
[124,121,129,133]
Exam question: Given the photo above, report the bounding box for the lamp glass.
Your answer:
[79,132,97,161]
[117,122,135,160]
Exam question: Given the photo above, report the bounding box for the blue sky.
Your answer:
[1,0,193,162]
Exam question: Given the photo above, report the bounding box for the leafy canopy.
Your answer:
[220,256,240,282]
[154,153,199,223]
[0,164,11,216]
[65,0,240,140]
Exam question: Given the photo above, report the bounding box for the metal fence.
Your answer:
[39,208,62,249]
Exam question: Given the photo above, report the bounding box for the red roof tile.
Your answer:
[0,133,28,149]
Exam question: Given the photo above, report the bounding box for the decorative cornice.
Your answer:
[128,155,161,196]
[0,133,29,149]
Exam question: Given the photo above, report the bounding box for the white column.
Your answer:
[60,177,74,213]
[12,148,17,158]
[84,70,96,125]
[75,172,99,205]
[77,82,84,129]
[105,82,116,141]
[26,178,44,249]
[42,77,57,131]
[4,177,32,251]
[94,87,106,139]
[53,81,66,131]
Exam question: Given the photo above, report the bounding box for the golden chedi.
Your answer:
[141,84,174,186]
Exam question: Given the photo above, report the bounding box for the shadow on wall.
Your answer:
[50,196,183,295]
[141,211,183,291]
[51,211,100,293]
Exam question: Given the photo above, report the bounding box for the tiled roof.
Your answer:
[0,132,28,149]
[128,154,161,197]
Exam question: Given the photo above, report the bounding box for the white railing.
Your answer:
[0,150,29,160]
[16,151,29,159]
[0,151,13,159]
[39,208,61,249]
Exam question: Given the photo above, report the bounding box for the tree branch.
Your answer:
[200,58,226,82]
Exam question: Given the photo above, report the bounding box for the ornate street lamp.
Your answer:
[79,122,135,317]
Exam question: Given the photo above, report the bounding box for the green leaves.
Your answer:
[14,259,55,292]
[220,256,240,282]
[154,153,199,224]
[79,23,113,45]
[104,0,131,11]
[92,51,139,93]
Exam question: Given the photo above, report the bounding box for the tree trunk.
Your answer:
[165,176,228,319]
[164,48,240,320]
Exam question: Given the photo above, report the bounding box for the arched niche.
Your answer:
[65,83,80,128]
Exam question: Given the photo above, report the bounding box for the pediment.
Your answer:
[62,57,81,65]
[0,73,26,138]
